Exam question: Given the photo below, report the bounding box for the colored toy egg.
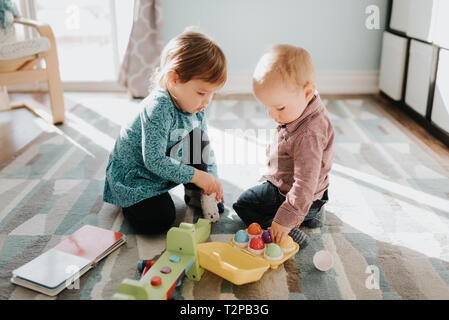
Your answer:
[313,250,333,271]
[261,230,272,243]
[169,255,180,263]
[248,237,265,255]
[264,243,283,260]
[151,276,162,286]
[234,229,249,248]
[279,236,296,253]
[247,223,263,238]
[250,237,264,250]
[160,266,171,274]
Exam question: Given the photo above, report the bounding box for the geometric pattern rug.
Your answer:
[1,94,448,300]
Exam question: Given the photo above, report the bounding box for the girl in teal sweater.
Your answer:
[103,29,226,234]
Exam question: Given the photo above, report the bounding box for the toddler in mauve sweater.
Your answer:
[233,44,335,249]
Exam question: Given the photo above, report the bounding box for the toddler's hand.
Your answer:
[269,221,291,244]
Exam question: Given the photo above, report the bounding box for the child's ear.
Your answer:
[167,70,179,86]
[303,82,316,101]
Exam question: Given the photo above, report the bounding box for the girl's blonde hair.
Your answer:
[150,27,227,91]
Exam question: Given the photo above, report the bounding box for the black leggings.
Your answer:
[122,127,211,235]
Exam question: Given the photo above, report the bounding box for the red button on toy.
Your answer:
[151,276,162,286]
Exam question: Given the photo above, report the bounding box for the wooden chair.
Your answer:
[0,18,65,125]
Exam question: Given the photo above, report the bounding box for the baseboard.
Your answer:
[220,70,380,95]
[7,71,380,95]
[316,70,380,95]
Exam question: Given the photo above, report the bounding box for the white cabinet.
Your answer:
[391,0,449,48]
[406,0,439,43]
[381,0,449,146]
[390,0,410,33]
[405,40,434,116]
[431,49,449,133]
[379,32,408,101]
[433,0,449,50]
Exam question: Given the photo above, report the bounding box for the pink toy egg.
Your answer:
[313,250,333,271]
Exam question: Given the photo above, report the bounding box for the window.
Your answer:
[21,0,133,84]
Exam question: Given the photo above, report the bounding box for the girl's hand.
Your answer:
[213,179,224,203]
[191,169,224,203]
[269,221,291,244]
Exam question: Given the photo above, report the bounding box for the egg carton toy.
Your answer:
[198,223,299,285]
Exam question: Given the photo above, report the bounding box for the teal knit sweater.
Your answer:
[103,88,218,208]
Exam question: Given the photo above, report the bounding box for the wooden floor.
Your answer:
[0,93,53,168]
[0,107,44,167]
[1,91,449,169]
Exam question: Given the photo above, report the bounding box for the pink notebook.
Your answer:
[11,225,126,296]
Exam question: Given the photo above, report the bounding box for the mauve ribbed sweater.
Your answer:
[261,93,335,228]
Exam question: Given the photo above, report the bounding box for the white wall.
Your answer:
[161,0,388,94]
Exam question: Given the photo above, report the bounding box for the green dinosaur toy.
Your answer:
[112,218,211,300]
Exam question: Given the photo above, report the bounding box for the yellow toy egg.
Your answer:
[279,236,296,253]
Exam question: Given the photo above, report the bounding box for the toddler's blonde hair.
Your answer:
[150,27,227,91]
[253,44,315,90]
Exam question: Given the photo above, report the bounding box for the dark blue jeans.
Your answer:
[232,181,328,229]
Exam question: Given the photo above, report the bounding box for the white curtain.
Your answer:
[118,0,163,98]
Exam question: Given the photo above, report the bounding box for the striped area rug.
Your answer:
[0,94,448,300]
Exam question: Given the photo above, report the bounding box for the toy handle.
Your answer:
[212,252,236,271]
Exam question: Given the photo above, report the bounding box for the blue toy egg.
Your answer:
[234,229,249,243]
